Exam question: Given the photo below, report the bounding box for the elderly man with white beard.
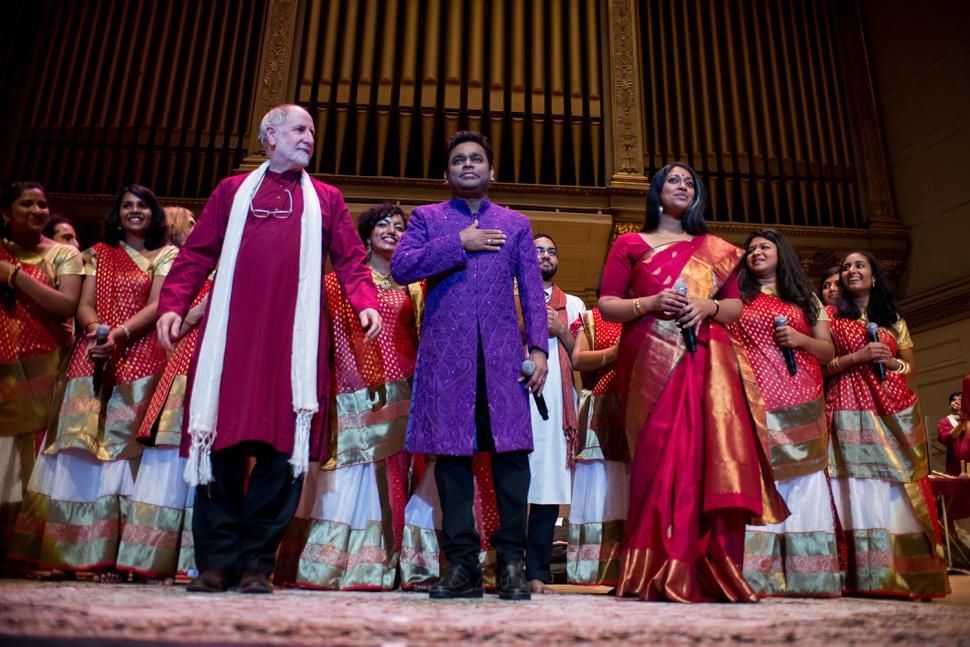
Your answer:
[156,104,381,594]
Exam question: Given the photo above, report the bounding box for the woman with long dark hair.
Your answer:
[598,162,785,602]
[825,251,949,598]
[729,229,840,597]
[12,185,177,579]
[117,205,206,583]
[0,181,83,564]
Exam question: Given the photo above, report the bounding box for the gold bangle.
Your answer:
[118,324,131,340]
[7,263,22,288]
[891,359,911,376]
[632,298,642,317]
[827,356,842,374]
[711,299,720,318]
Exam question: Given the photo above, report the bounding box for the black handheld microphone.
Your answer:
[774,315,798,376]
[866,322,886,382]
[92,324,110,393]
[521,359,549,421]
[674,283,696,353]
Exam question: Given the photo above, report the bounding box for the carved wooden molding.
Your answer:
[606,0,648,188]
[243,0,301,162]
[899,277,970,334]
[837,0,898,224]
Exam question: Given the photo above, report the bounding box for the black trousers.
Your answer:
[526,503,559,582]
[435,341,530,569]
[192,440,303,580]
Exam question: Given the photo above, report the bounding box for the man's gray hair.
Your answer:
[258,104,308,150]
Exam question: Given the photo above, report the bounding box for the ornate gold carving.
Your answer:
[244,0,300,161]
[607,0,648,187]
[259,0,297,117]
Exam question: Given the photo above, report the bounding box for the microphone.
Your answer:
[521,359,549,421]
[774,316,797,376]
[92,324,110,393]
[866,322,886,382]
[674,283,696,353]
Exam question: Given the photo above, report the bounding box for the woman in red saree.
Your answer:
[274,204,420,590]
[11,185,176,578]
[116,207,207,582]
[729,229,840,597]
[566,307,628,585]
[0,181,83,564]
[599,162,785,603]
[825,251,949,598]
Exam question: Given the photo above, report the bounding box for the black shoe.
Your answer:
[429,563,483,599]
[238,570,273,594]
[186,569,231,593]
[495,560,531,600]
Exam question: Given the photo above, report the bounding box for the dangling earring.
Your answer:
[365,241,372,262]
[658,205,664,217]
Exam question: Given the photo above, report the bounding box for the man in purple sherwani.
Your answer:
[156,105,380,594]
[391,131,548,600]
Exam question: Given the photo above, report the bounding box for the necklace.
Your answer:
[370,267,398,291]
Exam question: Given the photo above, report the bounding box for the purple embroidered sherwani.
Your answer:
[391,198,547,456]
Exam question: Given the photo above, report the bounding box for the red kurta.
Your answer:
[157,170,378,460]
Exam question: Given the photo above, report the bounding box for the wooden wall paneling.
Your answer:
[487,0,506,174]
[567,0,584,185]
[356,0,381,175]
[549,0,565,185]
[510,0,527,182]
[529,1,545,184]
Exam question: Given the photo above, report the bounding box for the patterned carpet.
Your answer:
[1,577,968,646]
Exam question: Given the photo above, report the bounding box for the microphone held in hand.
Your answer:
[92,324,111,393]
[521,359,549,421]
[674,283,696,353]
[866,322,886,382]
[774,315,797,376]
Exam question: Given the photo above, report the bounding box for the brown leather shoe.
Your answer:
[186,569,231,593]
[238,570,273,594]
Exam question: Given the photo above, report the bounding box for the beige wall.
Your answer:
[910,319,970,471]
[864,0,970,298]
[864,0,970,466]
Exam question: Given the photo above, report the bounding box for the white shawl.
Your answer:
[184,161,322,486]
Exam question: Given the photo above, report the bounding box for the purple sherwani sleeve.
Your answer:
[390,206,468,284]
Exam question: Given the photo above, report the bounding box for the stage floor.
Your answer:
[0,575,967,646]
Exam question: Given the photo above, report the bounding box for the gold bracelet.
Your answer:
[118,324,131,340]
[827,356,842,374]
[891,359,911,376]
[7,263,22,288]
[711,299,720,318]
[632,298,642,317]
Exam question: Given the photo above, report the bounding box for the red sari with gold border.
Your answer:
[601,232,786,603]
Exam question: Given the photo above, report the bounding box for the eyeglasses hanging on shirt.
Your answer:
[249,188,294,220]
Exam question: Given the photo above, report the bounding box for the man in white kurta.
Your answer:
[526,234,585,591]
